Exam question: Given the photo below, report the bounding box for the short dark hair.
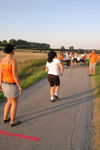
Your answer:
[48,51,57,63]
[4,44,14,54]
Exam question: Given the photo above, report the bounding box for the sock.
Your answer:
[51,97,54,101]
[55,93,58,96]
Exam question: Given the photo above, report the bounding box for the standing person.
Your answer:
[71,52,75,67]
[81,52,87,64]
[77,54,81,66]
[89,50,98,76]
[46,51,63,102]
[74,52,78,67]
[83,52,87,64]
[0,44,22,127]
[65,52,71,68]
[59,51,64,64]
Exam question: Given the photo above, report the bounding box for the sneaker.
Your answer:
[89,74,92,76]
[51,99,55,103]
[54,95,59,101]
[10,121,21,127]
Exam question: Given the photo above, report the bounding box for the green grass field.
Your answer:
[93,60,100,149]
[94,62,100,98]
[0,58,47,103]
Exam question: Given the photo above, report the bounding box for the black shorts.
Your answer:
[67,60,71,66]
[48,74,60,87]
[77,60,80,63]
[81,59,85,62]
[74,58,77,63]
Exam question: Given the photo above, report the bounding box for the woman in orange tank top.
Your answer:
[59,52,64,64]
[0,44,22,127]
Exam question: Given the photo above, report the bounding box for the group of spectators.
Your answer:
[58,50,98,76]
[59,51,87,68]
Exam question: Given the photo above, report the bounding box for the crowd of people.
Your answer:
[0,44,99,127]
[59,50,98,76]
[59,51,87,68]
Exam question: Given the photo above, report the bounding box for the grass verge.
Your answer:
[0,58,47,103]
[92,61,100,149]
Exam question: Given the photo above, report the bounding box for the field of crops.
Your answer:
[0,50,47,62]
[0,51,48,102]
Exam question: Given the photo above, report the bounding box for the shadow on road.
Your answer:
[60,89,94,101]
[17,88,95,124]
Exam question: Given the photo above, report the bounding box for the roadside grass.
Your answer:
[0,92,5,103]
[0,58,47,103]
[92,60,100,149]
[94,62,100,98]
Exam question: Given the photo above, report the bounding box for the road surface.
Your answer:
[0,66,95,150]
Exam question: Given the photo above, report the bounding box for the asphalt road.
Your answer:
[0,66,94,150]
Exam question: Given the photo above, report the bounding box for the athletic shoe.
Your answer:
[54,95,59,101]
[51,99,55,103]
[10,121,21,127]
[89,74,92,76]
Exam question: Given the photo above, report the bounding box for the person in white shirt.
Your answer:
[76,54,81,66]
[46,51,63,102]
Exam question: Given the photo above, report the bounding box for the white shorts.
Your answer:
[90,63,96,70]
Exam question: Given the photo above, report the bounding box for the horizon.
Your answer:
[0,38,100,50]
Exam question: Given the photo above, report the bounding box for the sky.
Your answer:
[0,0,100,49]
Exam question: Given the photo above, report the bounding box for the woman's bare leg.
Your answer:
[10,97,18,123]
[3,98,11,120]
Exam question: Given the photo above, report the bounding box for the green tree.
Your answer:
[60,46,65,50]
[9,39,16,46]
[69,46,74,50]
[2,40,7,45]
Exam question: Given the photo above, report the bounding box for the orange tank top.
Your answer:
[1,63,15,83]
[59,55,63,60]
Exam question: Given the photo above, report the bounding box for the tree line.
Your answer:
[0,39,50,50]
[0,39,100,54]
[59,46,100,54]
